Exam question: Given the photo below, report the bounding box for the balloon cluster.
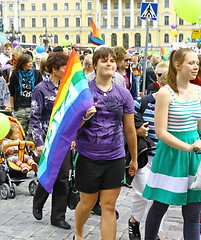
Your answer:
[173,0,201,24]
[196,39,201,49]
[171,24,178,37]
[60,39,73,47]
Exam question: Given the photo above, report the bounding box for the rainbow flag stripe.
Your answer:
[89,19,104,46]
[37,49,94,193]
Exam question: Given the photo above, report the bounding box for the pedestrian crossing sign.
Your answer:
[140,2,158,21]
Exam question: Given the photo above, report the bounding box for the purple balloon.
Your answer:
[12,40,20,48]
[171,24,177,29]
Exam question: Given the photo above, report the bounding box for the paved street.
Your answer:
[0,172,187,240]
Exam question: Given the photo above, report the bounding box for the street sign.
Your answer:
[192,29,201,39]
[140,2,158,21]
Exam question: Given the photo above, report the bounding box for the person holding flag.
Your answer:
[30,52,71,229]
[74,46,138,240]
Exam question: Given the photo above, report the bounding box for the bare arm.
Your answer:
[155,88,201,152]
[123,112,138,176]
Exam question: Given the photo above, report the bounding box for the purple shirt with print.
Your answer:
[76,80,134,160]
[30,78,58,147]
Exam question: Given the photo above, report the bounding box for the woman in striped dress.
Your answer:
[142,48,201,240]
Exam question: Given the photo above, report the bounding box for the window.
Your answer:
[53,18,58,27]
[125,17,130,28]
[9,4,13,11]
[76,3,80,10]
[76,18,80,27]
[9,19,13,28]
[103,2,107,10]
[64,3,69,10]
[87,2,92,10]
[125,1,130,9]
[31,3,36,11]
[21,4,25,11]
[53,3,58,11]
[137,16,142,26]
[65,34,69,40]
[114,1,118,9]
[123,33,129,49]
[179,33,184,42]
[135,33,141,47]
[42,3,46,11]
[114,17,118,27]
[21,18,25,28]
[76,35,80,44]
[64,18,69,27]
[164,33,169,43]
[42,18,47,28]
[111,33,117,46]
[101,34,105,43]
[88,17,92,27]
[137,1,141,8]
[179,18,184,25]
[148,33,151,43]
[32,18,36,27]
[32,35,36,44]
[164,0,169,8]
[22,35,26,43]
[54,35,58,44]
[164,16,169,25]
[103,17,107,27]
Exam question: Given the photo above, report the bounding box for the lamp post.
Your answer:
[5,24,21,43]
[39,28,53,50]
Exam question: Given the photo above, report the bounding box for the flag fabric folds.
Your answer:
[37,49,94,193]
[89,19,105,46]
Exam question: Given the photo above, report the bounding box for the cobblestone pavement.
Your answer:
[0,172,190,239]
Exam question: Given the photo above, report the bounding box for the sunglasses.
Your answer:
[157,73,162,77]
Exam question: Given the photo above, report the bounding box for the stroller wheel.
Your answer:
[10,184,16,199]
[0,183,11,199]
[29,180,38,196]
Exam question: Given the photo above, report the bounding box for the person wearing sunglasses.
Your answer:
[147,62,169,94]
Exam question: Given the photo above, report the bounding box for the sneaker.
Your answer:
[128,218,141,240]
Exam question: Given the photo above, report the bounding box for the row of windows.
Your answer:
[21,31,185,50]
[8,0,170,12]
[17,15,184,29]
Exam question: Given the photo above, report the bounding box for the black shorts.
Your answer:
[75,153,125,194]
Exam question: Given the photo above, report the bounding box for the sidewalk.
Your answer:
[0,174,185,240]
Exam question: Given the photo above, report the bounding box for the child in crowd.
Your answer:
[2,124,38,173]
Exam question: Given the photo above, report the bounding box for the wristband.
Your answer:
[82,113,94,121]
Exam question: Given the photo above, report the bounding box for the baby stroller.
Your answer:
[0,111,38,199]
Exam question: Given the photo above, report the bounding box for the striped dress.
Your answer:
[142,84,201,205]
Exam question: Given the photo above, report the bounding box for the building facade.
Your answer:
[0,0,199,48]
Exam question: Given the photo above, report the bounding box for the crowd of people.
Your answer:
[0,42,201,240]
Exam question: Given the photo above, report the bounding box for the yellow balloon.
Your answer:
[0,113,10,140]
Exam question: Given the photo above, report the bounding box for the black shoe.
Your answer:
[128,218,141,240]
[51,220,71,230]
[156,235,160,240]
[91,204,101,216]
[33,207,42,220]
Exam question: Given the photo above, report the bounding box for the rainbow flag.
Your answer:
[89,19,105,46]
[37,49,94,193]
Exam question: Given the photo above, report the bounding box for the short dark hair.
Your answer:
[46,52,69,73]
[53,46,64,52]
[92,47,116,70]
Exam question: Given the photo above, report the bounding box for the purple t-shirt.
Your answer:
[76,80,134,160]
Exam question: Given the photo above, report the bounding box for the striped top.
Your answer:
[165,85,201,132]
[135,93,157,157]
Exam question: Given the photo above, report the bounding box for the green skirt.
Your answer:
[142,130,201,205]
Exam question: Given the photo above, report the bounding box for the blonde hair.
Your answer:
[83,54,93,68]
[6,124,18,138]
[152,54,162,64]
[155,62,169,73]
